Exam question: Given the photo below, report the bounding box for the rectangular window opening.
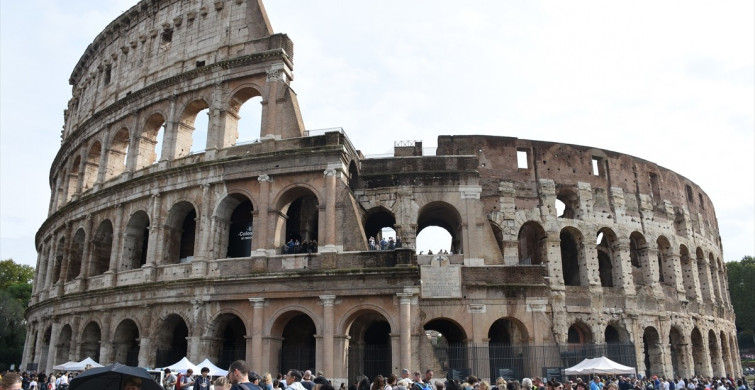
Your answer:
[685,185,694,202]
[591,157,602,176]
[104,65,112,85]
[196,60,205,68]
[517,149,529,169]
[698,193,704,209]
[649,172,660,200]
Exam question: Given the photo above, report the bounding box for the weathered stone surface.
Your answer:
[24,0,739,383]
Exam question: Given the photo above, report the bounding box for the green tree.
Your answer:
[727,255,755,349]
[0,258,33,371]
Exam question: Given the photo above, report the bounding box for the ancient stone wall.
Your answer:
[24,0,739,383]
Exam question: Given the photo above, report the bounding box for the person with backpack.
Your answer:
[227,360,261,390]
[180,369,195,390]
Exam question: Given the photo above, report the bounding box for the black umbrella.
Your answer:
[69,363,163,390]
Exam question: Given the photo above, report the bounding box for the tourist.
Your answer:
[1,373,22,390]
[193,367,211,390]
[180,369,195,390]
[214,377,232,390]
[285,370,306,390]
[371,376,385,390]
[123,377,143,390]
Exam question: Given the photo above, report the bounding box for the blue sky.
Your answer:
[1,0,753,267]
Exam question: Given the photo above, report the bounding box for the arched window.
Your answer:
[122,211,150,270]
[560,228,584,286]
[518,222,546,265]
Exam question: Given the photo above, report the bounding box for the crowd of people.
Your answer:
[0,371,72,390]
[2,363,752,390]
[368,236,403,251]
[282,239,318,254]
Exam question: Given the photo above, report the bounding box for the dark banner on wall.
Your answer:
[228,223,252,258]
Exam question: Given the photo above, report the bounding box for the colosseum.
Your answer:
[23,0,740,384]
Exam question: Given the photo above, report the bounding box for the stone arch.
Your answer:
[164,200,198,264]
[708,329,722,376]
[567,321,593,345]
[424,318,469,378]
[605,322,631,365]
[91,219,113,276]
[112,319,140,365]
[363,206,396,247]
[67,155,81,202]
[517,221,546,265]
[720,331,732,377]
[488,317,530,380]
[80,321,101,361]
[269,309,318,374]
[560,227,586,286]
[227,84,264,147]
[177,98,211,157]
[208,312,247,369]
[121,210,150,271]
[695,248,712,301]
[273,185,321,249]
[679,245,697,300]
[717,258,728,304]
[340,307,393,382]
[67,228,86,281]
[690,327,705,376]
[596,227,620,287]
[105,127,130,180]
[642,326,663,377]
[82,141,102,190]
[154,313,189,367]
[215,193,255,258]
[135,112,166,170]
[630,232,649,286]
[556,186,580,218]
[39,326,52,371]
[55,324,73,366]
[656,236,673,284]
[417,201,463,255]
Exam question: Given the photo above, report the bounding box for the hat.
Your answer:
[164,368,171,373]
[249,372,261,381]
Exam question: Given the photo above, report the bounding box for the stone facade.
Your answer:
[24,0,740,384]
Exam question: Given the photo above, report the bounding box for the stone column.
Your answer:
[195,184,213,262]
[322,168,338,252]
[160,95,178,162]
[58,223,74,294]
[80,215,94,288]
[397,292,413,372]
[615,239,635,295]
[144,192,162,280]
[46,320,60,373]
[70,316,82,361]
[320,295,336,377]
[33,323,45,370]
[255,175,272,251]
[100,313,113,364]
[249,298,265,369]
[21,322,37,370]
[137,337,151,368]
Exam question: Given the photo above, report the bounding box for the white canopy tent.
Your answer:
[195,358,228,376]
[52,357,103,371]
[564,356,636,375]
[165,357,199,374]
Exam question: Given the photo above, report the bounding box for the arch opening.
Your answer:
[121,211,150,270]
[424,318,468,379]
[280,313,316,373]
[210,313,247,369]
[518,222,546,265]
[113,319,140,366]
[155,314,189,367]
[417,202,462,254]
[560,228,584,286]
[91,220,113,276]
[80,322,101,361]
[67,228,85,281]
[488,318,529,380]
[165,202,197,264]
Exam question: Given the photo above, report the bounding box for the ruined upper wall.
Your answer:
[63,0,283,139]
[436,135,720,246]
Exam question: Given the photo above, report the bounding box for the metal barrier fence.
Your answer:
[433,343,637,382]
